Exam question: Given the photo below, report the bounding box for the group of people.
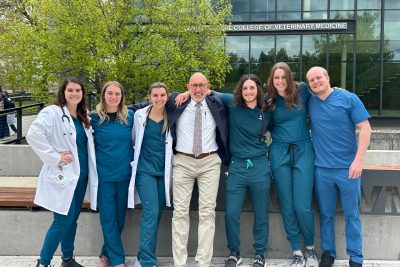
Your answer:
[26,63,371,267]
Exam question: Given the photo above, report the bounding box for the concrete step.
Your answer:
[0,256,399,267]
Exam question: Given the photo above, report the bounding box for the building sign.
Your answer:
[227,21,355,33]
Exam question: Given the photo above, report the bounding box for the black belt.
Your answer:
[177,151,217,159]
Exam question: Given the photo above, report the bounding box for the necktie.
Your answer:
[192,102,202,156]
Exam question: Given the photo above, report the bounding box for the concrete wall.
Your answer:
[1,209,400,259]
[1,145,400,258]
[1,145,399,177]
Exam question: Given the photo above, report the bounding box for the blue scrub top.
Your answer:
[72,116,88,178]
[308,88,370,168]
[271,82,311,143]
[90,110,134,182]
[137,118,166,176]
[219,93,271,159]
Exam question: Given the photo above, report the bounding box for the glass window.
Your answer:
[277,12,301,20]
[252,0,275,12]
[276,35,300,63]
[226,36,250,62]
[277,0,301,19]
[250,36,275,63]
[357,0,381,10]
[382,62,400,115]
[303,0,328,11]
[385,11,400,40]
[328,34,354,91]
[232,0,250,21]
[224,63,249,92]
[385,0,400,9]
[330,10,355,19]
[302,35,327,81]
[330,0,354,10]
[303,11,328,19]
[251,0,276,21]
[251,62,274,87]
[277,0,301,11]
[357,11,381,41]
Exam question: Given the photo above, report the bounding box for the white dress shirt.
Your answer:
[175,99,218,154]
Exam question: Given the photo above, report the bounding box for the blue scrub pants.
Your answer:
[98,180,130,266]
[135,173,166,267]
[315,167,363,264]
[269,140,315,251]
[225,156,270,255]
[39,174,88,265]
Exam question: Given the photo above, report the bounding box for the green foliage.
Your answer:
[0,0,232,103]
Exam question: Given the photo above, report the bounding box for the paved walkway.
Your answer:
[1,256,400,267]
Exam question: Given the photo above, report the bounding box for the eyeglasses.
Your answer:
[189,83,208,89]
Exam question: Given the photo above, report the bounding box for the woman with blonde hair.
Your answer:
[91,81,134,267]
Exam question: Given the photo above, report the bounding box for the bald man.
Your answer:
[306,67,371,267]
[167,73,229,267]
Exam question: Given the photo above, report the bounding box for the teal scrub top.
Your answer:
[271,82,312,143]
[90,110,134,182]
[72,116,88,178]
[137,118,166,176]
[219,93,271,159]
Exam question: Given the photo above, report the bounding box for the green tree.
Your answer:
[0,0,232,102]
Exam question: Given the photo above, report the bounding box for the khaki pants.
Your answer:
[171,153,221,267]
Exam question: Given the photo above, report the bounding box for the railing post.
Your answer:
[16,108,22,144]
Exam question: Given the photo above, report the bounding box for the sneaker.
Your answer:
[95,255,110,267]
[225,251,242,267]
[349,259,362,267]
[305,249,318,267]
[35,259,48,267]
[61,258,84,267]
[291,253,305,267]
[252,254,266,267]
[1,136,10,141]
[318,251,334,267]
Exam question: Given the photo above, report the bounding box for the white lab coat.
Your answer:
[26,105,98,215]
[128,105,173,208]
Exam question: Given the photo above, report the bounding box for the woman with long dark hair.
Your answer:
[27,77,98,267]
[267,62,317,267]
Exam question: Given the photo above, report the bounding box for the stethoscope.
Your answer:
[259,110,266,143]
[61,106,74,136]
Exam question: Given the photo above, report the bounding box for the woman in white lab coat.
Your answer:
[27,77,98,267]
[127,82,172,267]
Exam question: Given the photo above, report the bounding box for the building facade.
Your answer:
[225,0,400,117]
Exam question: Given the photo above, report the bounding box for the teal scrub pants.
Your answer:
[225,156,271,255]
[135,173,166,267]
[98,180,130,266]
[269,140,315,251]
[39,174,88,265]
[315,167,363,264]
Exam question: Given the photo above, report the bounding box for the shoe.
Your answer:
[349,259,362,267]
[305,249,318,267]
[61,258,84,267]
[291,253,305,267]
[225,251,242,267]
[318,251,334,267]
[1,136,10,141]
[95,255,110,267]
[252,254,266,267]
[35,259,48,267]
